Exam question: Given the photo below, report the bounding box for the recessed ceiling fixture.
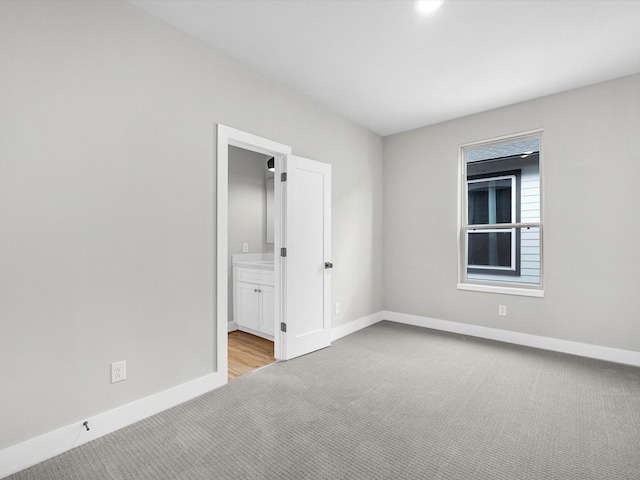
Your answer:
[414,0,445,15]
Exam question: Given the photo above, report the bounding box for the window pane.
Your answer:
[468,189,488,224]
[466,226,541,287]
[468,231,512,268]
[465,137,539,163]
[494,184,512,223]
[468,178,513,224]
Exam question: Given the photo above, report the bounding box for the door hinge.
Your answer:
[281,172,287,182]
[280,247,287,257]
[280,322,287,332]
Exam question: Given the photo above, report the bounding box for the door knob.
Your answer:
[324,262,333,269]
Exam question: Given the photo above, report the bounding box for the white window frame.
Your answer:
[458,130,544,298]
[466,174,517,272]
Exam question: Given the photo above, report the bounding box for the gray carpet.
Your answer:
[8,321,640,479]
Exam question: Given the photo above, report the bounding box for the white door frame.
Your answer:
[216,125,291,379]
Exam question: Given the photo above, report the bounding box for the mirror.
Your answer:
[266,177,274,244]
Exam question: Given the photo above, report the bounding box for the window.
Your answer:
[467,174,517,272]
[459,132,543,296]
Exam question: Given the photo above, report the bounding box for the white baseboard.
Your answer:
[6,310,637,478]
[0,313,381,478]
[227,321,238,332]
[0,371,227,479]
[237,326,274,341]
[331,311,385,341]
[383,310,640,368]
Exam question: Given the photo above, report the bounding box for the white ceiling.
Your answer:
[129,0,640,137]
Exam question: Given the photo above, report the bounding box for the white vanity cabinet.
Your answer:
[233,265,274,339]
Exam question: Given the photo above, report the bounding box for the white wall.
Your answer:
[0,0,383,450]
[384,73,640,352]
[9,0,638,460]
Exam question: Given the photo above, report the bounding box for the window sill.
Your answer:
[457,283,544,298]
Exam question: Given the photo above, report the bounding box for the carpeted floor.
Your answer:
[8,321,640,479]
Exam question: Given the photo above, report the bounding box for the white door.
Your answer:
[282,155,331,360]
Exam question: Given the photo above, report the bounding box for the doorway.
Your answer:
[226,144,277,379]
[216,125,290,381]
[216,125,333,383]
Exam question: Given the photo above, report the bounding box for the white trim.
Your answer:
[384,310,640,367]
[466,174,517,272]
[331,311,385,342]
[227,321,239,332]
[237,326,274,341]
[0,372,226,479]
[6,310,639,478]
[457,282,544,297]
[0,312,379,478]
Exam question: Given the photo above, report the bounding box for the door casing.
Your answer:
[216,125,291,377]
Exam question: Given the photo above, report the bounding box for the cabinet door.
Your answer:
[260,285,275,336]
[235,282,261,331]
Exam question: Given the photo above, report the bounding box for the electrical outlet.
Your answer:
[111,360,126,383]
[498,305,507,316]
[242,243,249,253]
[335,302,340,314]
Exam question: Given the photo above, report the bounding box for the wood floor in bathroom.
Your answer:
[228,330,275,380]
